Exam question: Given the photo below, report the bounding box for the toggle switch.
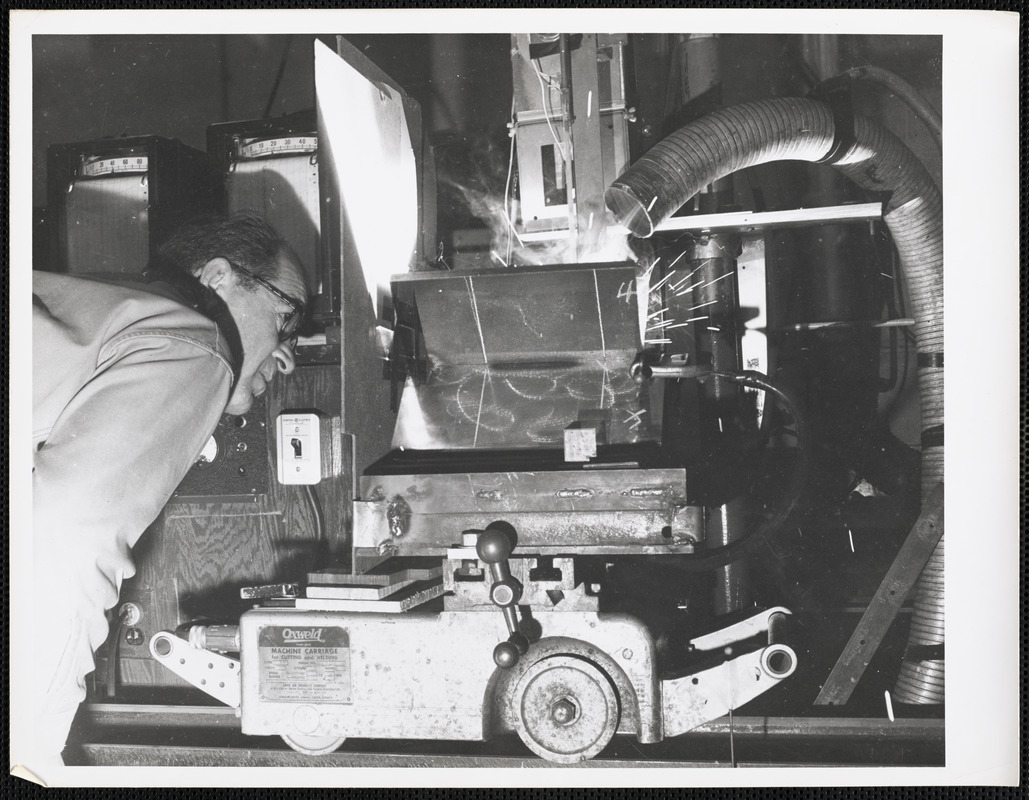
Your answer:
[275,411,340,485]
[276,413,322,485]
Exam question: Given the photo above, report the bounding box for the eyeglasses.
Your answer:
[232,264,305,341]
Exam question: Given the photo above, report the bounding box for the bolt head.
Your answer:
[550,699,577,725]
[491,583,515,606]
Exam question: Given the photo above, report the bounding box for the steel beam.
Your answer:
[815,483,945,705]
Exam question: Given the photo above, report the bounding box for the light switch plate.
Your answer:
[276,412,322,485]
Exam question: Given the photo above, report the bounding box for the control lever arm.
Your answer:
[475,528,530,668]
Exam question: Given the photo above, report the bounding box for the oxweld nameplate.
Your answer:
[257,625,351,703]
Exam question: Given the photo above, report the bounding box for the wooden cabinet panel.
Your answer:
[106,363,354,691]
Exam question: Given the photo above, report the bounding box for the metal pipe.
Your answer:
[682,235,748,614]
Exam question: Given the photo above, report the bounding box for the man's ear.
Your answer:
[197,258,235,293]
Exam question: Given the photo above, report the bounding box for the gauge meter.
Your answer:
[195,436,219,466]
[238,136,318,160]
[80,154,150,178]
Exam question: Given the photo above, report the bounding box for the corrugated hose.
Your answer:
[606,96,944,704]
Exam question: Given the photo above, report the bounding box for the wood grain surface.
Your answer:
[113,363,357,689]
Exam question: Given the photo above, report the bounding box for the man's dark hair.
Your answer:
[150,211,301,292]
[145,212,303,374]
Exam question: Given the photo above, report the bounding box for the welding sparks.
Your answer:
[671,259,711,291]
[491,250,508,268]
[678,316,709,324]
[647,306,670,319]
[666,250,689,272]
[647,196,658,212]
[718,418,724,433]
[669,274,692,292]
[687,299,719,311]
[884,690,895,722]
[674,281,704,296]
[848,528,855,553]
[588,211,594,230]
[707,326,721,332]
[699,271,734,290]
[644,338,672,345]
[649,271,678,293]
[881,272,894,279]
[587,89,593,119]
[646,320,675,331]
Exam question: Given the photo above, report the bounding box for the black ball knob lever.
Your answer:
[471,527,527,669]
[475,528,513,564]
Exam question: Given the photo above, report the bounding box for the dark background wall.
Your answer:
[31,33,514,211]
[32,33,939,213]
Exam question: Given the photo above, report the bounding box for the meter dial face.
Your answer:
[238,136,317,159]
[81,155,149,177]
[196,436,219,466]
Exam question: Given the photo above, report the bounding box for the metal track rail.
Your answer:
[76,743,900,768]
[75,705,943,768]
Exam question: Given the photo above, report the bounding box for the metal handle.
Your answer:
[475,528,529,668]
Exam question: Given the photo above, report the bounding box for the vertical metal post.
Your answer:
[568,34,606,260]
[682,234,749,615]
[558,35,576,248]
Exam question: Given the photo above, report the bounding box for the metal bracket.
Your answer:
[814,483,944,705]
[149,631,242,709]
[662,643,798,738]
[688,606,791,653]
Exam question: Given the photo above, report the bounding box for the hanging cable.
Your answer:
[662,369,811,572]
[103,605,132,698]
[262,35,294,119]
[531,58,567,160]
[841,65,942,153]
[504,97,518,265]
[302,484,325,545]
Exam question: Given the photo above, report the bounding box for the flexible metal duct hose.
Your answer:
[606,97,944,704]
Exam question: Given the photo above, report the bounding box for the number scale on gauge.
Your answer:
[239,136,317,159]
[81,155,150,177]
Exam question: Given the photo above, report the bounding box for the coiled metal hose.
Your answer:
[606,96,943,704]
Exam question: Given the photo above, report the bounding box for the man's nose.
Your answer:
[270,341,296,376]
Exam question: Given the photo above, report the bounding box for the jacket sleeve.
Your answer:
[32,333,232,652]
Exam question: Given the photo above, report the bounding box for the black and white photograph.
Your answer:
[9,8,1020,788]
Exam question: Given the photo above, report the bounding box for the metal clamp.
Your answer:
[149,631,242,709]
[688,606,792,653]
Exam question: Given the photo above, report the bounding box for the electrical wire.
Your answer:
[504,97,517,265]
[842,65,942,153]
[103,606,131,698]
[531,58,567,160]
[880,245,913,420]
[667,369,811,572]
[303,484,325,546]
[262,35,294,119]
